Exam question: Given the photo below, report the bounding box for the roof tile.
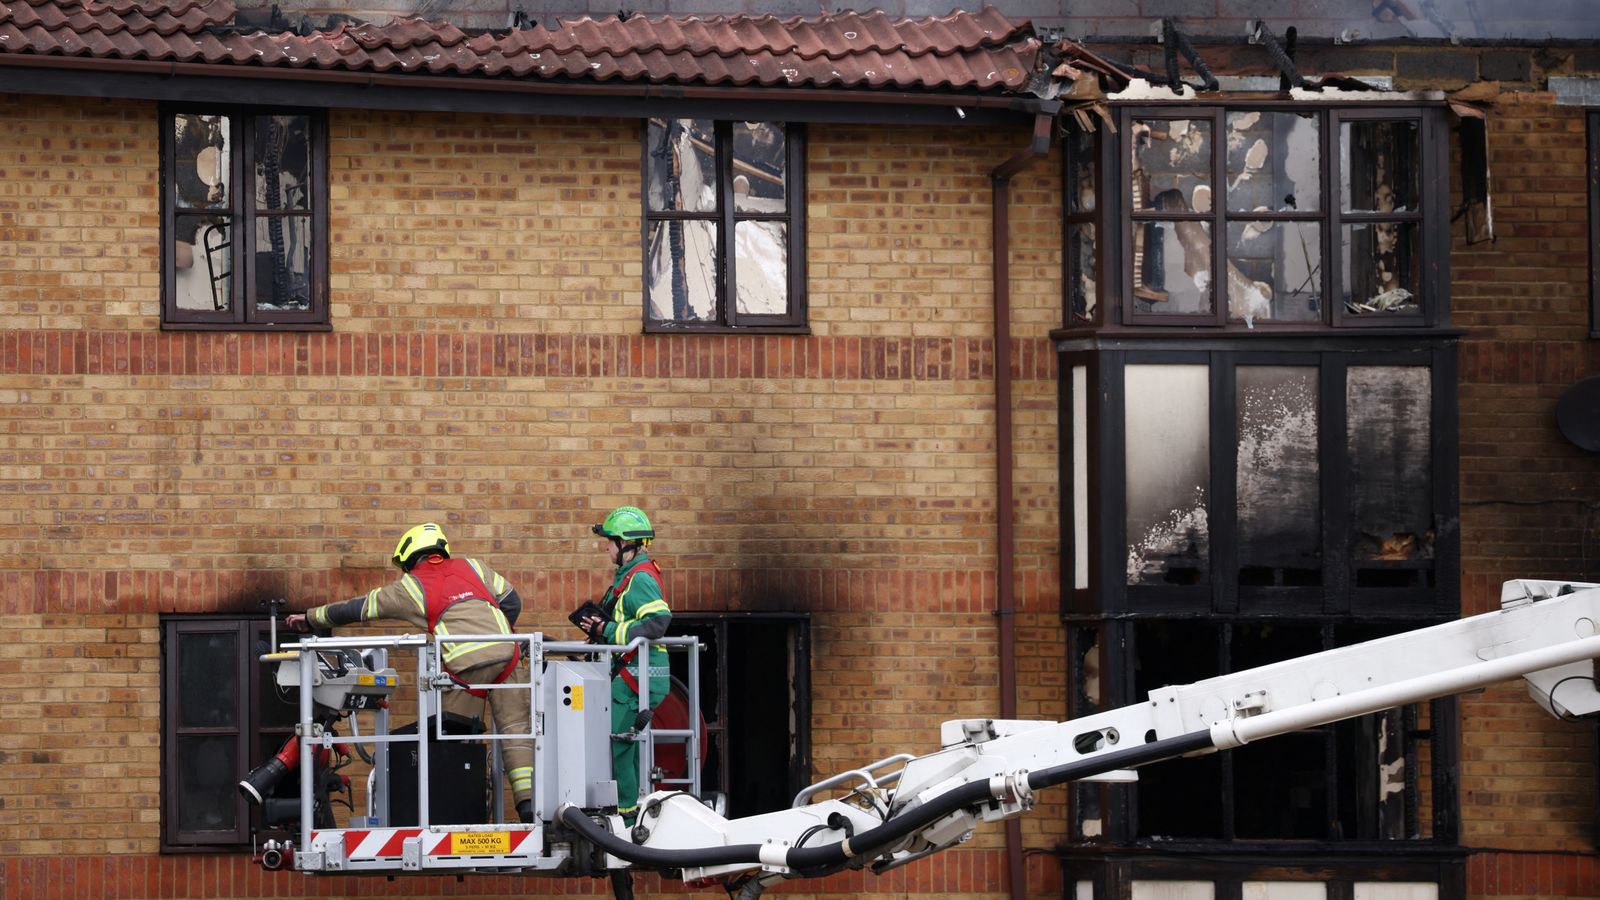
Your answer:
[0,1,1042,94]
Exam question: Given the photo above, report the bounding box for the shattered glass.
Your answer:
[1226,111,1320,213]
[1226,221,1322,326]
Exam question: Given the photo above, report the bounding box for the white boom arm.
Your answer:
[562,579,1600,890]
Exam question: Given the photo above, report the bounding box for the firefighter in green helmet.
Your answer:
[576,506,672,827]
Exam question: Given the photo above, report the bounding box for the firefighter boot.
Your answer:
[517,799,534,824]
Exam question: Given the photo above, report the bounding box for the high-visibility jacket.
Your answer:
[306,555,517,674]
[598,554,671,690]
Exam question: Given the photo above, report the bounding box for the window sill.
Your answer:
[161,322,333,333]
[644,323,811,336]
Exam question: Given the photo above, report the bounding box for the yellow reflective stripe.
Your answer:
[509,767,533,791]
[399,575,425,614]
[489,606,509,634]
[492,573,507,595]
[635,600,668,617]
[362,587,383,619]
[467,559,486,581]
[615,620,630,644]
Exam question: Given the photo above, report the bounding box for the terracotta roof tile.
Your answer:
[0,0,1043,94]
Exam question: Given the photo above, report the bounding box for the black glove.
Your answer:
[584,617,608,643]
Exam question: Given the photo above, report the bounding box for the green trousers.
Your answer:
[611,674,669,822]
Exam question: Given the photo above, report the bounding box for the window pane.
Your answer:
[1134,221,1213,315]
[1226,221,1322,326]
[1133,118,1213,202]
[173,114,230,211]
[647,219,717,322]
[646,118,717,213]
[179,631,238,728]
[1226,111,1320,213]
[1237,367,1320,586]
[1125,364,1209,585]
[733,122,786,214]
[1341,119,1419,214]
[176,735,238,832]
[1341,222,1419,315]
[1068,223,1097,323]
[254,216,313,311]
[253,115,312,212]
[1066,126,1096,214]
[1347,366,1432,562]
[175,215,232,311]
[734,220,787,315]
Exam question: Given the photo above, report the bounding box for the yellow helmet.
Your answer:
[392,522,449,570]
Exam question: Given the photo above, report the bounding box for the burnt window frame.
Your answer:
[1063,104,1450,331]
[641,119,808,334]
[161,616,296,851]
[665,612,811,819]
[160,106,330,331]
[1059,343,1460,620]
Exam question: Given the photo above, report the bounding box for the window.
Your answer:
[1590,110,1600,338]
[1064,350,1455,615]
[666,613,810,817]
[161,617,296,850]
[162,108,328,329]
[643,120,806,331]
[1079,106,1445,330]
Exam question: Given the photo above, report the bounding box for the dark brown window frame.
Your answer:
[1590,110,1600,339]
[161,616,295,851]
[641,120,808,334]
[1068,103,1450,332]
[160,106,330,331]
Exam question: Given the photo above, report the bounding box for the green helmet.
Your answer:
[592,506,654,543]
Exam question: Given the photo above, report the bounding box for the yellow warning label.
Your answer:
[357,674,375,685]
[570,685,584,710]
[451,831,510,855]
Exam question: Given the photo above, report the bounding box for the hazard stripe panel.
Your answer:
[341,828,423,859]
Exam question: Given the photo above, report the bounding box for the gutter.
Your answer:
[0,52,1056,120]
[989,108,1054,900]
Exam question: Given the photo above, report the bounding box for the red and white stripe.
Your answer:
[338,828,423,859]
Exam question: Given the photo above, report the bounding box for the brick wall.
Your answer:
[0,94,1064,898]
[1451,89,1600,896]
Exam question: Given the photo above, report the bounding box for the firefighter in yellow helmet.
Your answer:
[577,506,672,827]
[287,523,536,823]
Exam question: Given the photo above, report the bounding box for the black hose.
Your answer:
[561,728,1220,875]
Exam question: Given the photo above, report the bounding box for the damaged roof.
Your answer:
[0,0,1043,93]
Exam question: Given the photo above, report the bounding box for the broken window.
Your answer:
[666,614,810,818]
[1103,106,1443,330]
[1065,125,1100,324]
[1339,119,1422,318]
[644,120,806,331]
[1129,619,1439,843]
[162,109,327,329]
